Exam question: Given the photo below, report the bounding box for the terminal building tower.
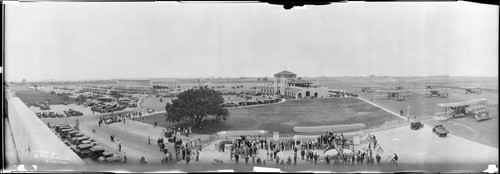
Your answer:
[273,70,297,95]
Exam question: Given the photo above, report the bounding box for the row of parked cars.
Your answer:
[90,103,128,113]
[37,109,83,118]
[221,98,282,108]
[52,123,123,163]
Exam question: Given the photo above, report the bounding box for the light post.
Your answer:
[407,105,410,122]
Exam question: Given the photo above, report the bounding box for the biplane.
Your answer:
[375,89,413,101]
[354,85,379,93]
[425,88,449,98]
[434,98,493,121]
[422,83,446,90]
[462,87,481,94]
[390,84,414,91]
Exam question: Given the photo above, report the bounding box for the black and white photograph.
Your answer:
[2,0,498,173]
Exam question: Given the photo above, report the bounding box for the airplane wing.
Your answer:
[425,88,450,92]
[436,98,488,107]
[377,89,412,93]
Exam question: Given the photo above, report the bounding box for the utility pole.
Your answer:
[407,105,410,122]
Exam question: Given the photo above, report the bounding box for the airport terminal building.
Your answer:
[255,70,329,99]
[115,79,176,91]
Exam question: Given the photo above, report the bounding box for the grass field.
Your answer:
[142,97,398,136]
[9,85,76,105]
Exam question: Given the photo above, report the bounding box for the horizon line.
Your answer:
[8,75,499,83]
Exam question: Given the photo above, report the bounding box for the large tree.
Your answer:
[75,94,88,105]
[165,86,229,129]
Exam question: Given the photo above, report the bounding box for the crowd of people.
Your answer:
[212,132,396,167]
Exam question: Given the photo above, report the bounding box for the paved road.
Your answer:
[371,124,498,170]
[42,114,200,166]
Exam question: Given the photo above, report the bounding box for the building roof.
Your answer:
[274,70,297,76]
[256,86,274,89]
[284,87,302,92]
[288,80,312,84]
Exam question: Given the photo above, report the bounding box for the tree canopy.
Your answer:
[165,87,229,129]
[75,94,88,105]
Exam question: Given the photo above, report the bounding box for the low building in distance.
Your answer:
[256,70,329,99]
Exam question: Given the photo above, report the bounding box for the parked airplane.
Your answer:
[375,89,413,101]
[462,87,482,94]
[425,88,450,98]
[434,98,493,121]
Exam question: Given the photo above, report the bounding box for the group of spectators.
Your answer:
[215,132,396,167]
[165,126,192,138]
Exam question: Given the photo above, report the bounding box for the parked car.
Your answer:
[432,125,449,137]
[76,144,94,158]
[90,146,105,160]
[411,121,424,130]
[40,104,51,110]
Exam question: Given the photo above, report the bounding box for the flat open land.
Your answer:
[10,85,76,105]
[8,76,497,172]
[143,97,399,136]
[304,76,498,149]
[224,98,398,135]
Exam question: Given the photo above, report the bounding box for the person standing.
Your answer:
[393,153,398,162]
[293,154,297,165]
[376,154,381,164]
[148,136,151,145]
[306,151,309,162]
[245,155,249,165]
[313,153,318,165]
[118,140,122,151]
[196,150,199,161]
[235,153,239,164]
[230,149,234,161]
[183,148,188,160]
[186,155,191,165]
[301,149,305,160]
[252,154,256,165]
[123,153,127,163]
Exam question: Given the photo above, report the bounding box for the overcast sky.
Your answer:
[5,1,498,82]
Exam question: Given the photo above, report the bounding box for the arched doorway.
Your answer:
[298,93,303,99]
[314,92,318,98]
[305,91,310,97]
